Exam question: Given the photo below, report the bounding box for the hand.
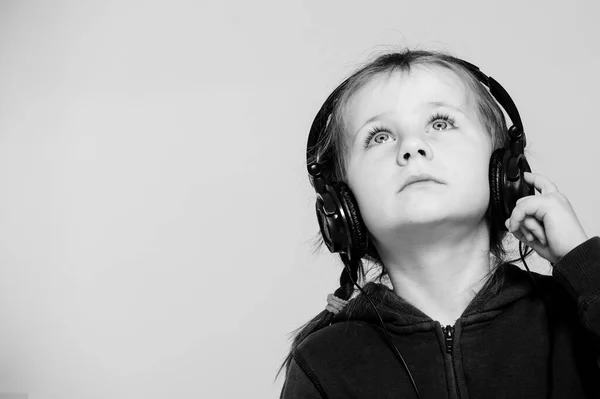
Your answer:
[504,171,589,264]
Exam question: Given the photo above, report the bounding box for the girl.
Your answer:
[278,50,600,398]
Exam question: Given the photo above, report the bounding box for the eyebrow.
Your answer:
[354,100,467,138]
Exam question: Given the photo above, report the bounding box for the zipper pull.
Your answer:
[443,324,454,354]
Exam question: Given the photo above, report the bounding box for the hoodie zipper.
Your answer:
[441,324,461,399]
[442,324,454,354]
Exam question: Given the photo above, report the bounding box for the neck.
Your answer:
[374,221,492,326]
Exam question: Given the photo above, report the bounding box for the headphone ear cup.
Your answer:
[490,147,534,232]
[489,148,508,231]
[331,181,369,259]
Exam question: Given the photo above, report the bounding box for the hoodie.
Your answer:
[280,236,600,399]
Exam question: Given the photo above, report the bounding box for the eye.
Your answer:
[363,126,394,148]
[432,120,449,130]
[428,112,456,131]
[362,113,457,148]
[373,132,392,143]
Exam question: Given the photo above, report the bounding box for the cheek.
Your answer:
[456,138,492,174]
[456,152,492,209]
[347,173,376,205]
[347,170,387,214]
[464,156,490,183]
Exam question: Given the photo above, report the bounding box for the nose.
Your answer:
[396,136,433,166]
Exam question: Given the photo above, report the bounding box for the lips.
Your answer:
[400,173,444,192]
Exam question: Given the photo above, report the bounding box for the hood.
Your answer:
[331,263,539,327]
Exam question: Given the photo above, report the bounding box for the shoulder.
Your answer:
[290,321,386,390]
[503,263,570,295]
[502,262,559,289]
[294,320,381,364]
[297,321,376,351]
[285,322,385,398]
[503,263,579,314]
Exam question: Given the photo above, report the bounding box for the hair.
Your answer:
[276,48,535,380]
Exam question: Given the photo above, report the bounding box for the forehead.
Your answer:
[345,65,474,130]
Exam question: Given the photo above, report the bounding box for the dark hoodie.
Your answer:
[280,237,600,399]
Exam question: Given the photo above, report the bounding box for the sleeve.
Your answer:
[551,236,600,334]
[279,355,326,399]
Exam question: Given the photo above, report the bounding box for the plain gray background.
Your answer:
[0,1,599,398]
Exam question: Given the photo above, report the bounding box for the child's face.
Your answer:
[344,65,493,239]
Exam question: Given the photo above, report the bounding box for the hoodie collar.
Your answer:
[332,263,537,327]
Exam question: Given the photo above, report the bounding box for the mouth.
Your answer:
[399,174,444,192]
[403,180,439,189]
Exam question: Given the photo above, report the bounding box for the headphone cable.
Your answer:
[341,254,422,399]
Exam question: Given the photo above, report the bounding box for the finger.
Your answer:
[523,172,559,195]
[520,226,535,243]
[506,217,536,242]
[521,216,547,245]
[509,196,551,233]
[510,226,527,243]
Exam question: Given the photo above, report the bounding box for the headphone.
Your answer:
[306,59,535,261]
[304,57,541,399]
